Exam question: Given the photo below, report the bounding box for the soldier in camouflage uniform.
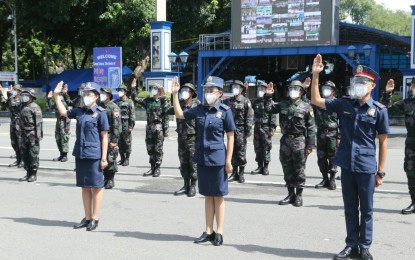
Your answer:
[313,81,340,190]
[167,83,200,197]
[135,84,170,177]
[47,84,72,162]
[72,83,86,108]
[264,80,316,207]
[382,78,415,214]
[18,89,43,182]
[223,80,254,183]
[100,87,122,189]
[0,83,24,168]
[251,81,277,176]
[115,84,135,166]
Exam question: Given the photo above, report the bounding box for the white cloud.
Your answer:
[373,0,414,12]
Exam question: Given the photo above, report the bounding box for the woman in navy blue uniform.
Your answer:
[54,81,109,231]
[171,76,236,246]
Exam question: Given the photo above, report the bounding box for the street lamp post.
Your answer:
[1,0,18,84]
[168,51,189,80]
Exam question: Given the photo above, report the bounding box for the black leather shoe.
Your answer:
[18,162,24,168]
[27,175,37,182]
[60,155,68,162]
[315,179,329,189]
[117,160,124,165]
[213,233,223,246]
[401,203,415,214]
[86,219,99,231]
[262,163,269,175]
[194,231,216,243]
[293,195,303,207]
[228,173,239,182]
[336,175,341,180]
[105,180,114,189]
[153,165,161,177]
[359,248,373,260]
[19,175,28,182]
[9,161,19,167]
[53,155,63,161]
[174,185,189,196]
[73,218,90,229]
[143,168,153,177]
[333,246,360,259]
[187,185,196,197]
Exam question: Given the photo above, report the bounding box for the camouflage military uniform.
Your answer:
[19,89,43,182]
[251,97,277,175]
[382,91,415,213]
[100,97,122,189]
[313,104,339,189]
[114,96,135,166]
[47,93,72,162]
[168,96,200,196]
[223,94,254,182]
[0,88,23,167]
[136,96,170,177]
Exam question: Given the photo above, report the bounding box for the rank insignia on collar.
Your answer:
[367,108,375,116]
[216,111,222,118]
[92,112,98,118]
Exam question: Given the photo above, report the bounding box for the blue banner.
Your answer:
[93,47,122,91]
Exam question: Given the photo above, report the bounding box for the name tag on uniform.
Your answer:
[92,112,98,118]
[216,111,222,118]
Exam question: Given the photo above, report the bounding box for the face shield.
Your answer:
[321,86,333,98]
[288,86,302,99]
[257,86,265,98]
[180,87,190,100]
[232,84,241,96]
[350,76,373,99]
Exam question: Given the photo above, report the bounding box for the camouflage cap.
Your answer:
[101,86,112,94]
[21,88,36,99]
[180,83,197,98]
[289,80,304,90]
[14,84,23,91]
[257,81,267,88]
[322,81,337,90]
[116,84,128,91]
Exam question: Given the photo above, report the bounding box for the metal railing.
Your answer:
[199,33,231,51]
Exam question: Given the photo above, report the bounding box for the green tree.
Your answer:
[340,0,376,24]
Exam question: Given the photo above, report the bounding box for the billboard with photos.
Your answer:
[232,0,339,49]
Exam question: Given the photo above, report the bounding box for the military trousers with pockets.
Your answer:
[253,125,273,163]
[279,135,307,188]
[55,119,70,153]
[145,123,164,165]
[178,135,197,181]
[20,134,40,172]
[404,136,415,199]
[10,120,22,160]
[232,125,248,166]
[119,131,132,155]
[316,129,337,174]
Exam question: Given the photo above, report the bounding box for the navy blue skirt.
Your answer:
[197,164,228,196]
[75,158,104,188]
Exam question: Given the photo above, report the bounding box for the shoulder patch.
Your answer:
[220,103,230,111]
[373,101,386,110]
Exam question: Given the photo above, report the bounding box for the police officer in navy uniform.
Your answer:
[171,76,236,246]
[311,54,389,260]
[54,81,109,232]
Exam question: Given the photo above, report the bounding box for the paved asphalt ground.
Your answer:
[0,118,414,260]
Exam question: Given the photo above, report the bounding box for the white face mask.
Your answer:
[21,95,30,103]
[258,90,265,98]
[354,84,368,99]
[83,96,95,107]
[11,90,17,96]
[181,90,190,100]
[232,85,240,96]
[322,88,332,98]
[289,89,300,99]
[151,88,159,97]
[100,94,107,102]
[205,93,217,105]
[118,91,124,98]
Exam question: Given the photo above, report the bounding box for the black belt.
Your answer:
[318,128,337,133]
[284,133,304,139]
[179,135,195,140]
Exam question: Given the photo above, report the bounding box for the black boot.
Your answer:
[27,170,37,182]
[188,179,197,197]
[238,166,246,183]
[294,188,303,207]
[152,164,161,177]
[228,167,239,182]
[401,195,415,214]
[106,172,115,189]
[328,172,337,190]
[315,172,329,189]
[18,161,24,168]
[103,172,110,188]
[117,153,125,165]
[143,164,154,177]
[174,179,190,196]
[251,161,263,175]
[279,187,295,205]
[9,160,20,167]
[53,152,63,162]
[122,153,130,166]
[262,162,269,175]
[60,152,68,162]
[19,172,29,182]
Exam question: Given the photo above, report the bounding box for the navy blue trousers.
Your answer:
[341,169,375,249]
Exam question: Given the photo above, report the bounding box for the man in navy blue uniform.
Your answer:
[310,54,388,260]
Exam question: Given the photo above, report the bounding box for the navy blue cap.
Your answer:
[82,82,100,94]
[353,65,380,81]
[202,76,224,89]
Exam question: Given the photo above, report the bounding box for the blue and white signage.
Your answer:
[93,47,122,91]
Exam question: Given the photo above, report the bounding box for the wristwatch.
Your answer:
[376,171,386,178]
